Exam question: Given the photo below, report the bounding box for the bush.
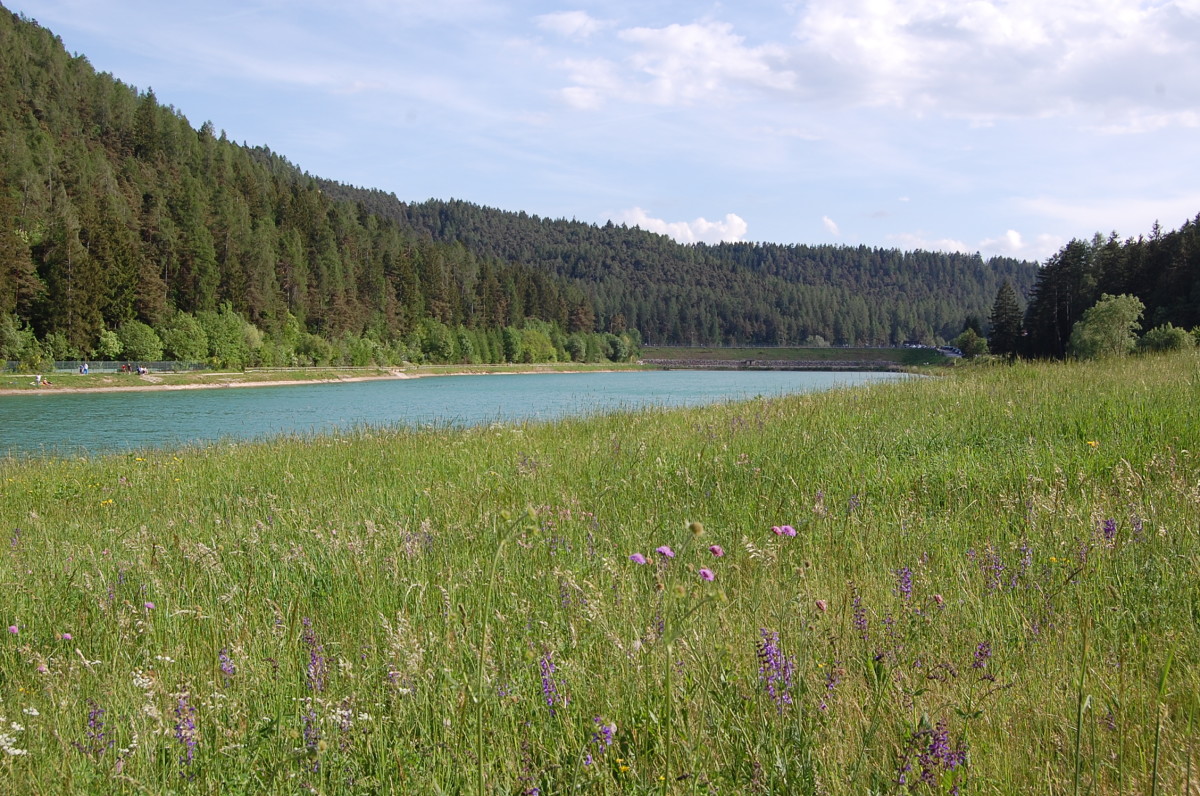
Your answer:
[1067,293,1144,359]
[1137,323,1193,353]
[156,312,208,361]
[117,320,164,361]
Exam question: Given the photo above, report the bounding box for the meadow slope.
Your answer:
[0,352,1197,793]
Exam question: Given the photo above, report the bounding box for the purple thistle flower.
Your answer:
[781,525,797,537]
[655,545,675,559]
[698,568,715,581]
[628,553,647,565]
[756,629,796,710]
[708,545,725,557]
[7,625,17,634]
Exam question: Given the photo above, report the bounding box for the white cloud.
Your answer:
[538,2,1200,131]
[821,215,840,236]
[887,232,972,254]
[890,228,1064,261]
[790,0,1200,126]
[1019,194,1200,237]
[535,11,608,39]
[615,207,748,244]
[977,229,1064,260]
[551,21,794,108]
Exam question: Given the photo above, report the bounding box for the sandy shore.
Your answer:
[0,366,629,396]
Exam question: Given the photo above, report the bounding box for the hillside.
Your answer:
[321,187,1041,345]
[0,8,631,367]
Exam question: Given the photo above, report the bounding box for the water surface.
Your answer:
[0,370,905,457]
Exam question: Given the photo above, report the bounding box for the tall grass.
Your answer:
[1,352,1197,793]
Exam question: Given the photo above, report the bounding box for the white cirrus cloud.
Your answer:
[615,207,748,244]
[821,215,840,236]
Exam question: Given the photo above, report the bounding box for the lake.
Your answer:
[0,370,907,457]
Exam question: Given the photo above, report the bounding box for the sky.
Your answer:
[10,0,1200,262]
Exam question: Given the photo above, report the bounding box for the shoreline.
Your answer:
[0,365,635,396]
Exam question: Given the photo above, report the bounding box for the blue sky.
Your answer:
[12,0,1200,261]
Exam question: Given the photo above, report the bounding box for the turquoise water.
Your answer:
[0,370,906,457]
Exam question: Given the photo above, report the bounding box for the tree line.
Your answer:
[984,218,1200,360]
[318,190,1041,347]
[0,9,639,368]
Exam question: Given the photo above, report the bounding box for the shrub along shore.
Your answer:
[0,351,1196,793]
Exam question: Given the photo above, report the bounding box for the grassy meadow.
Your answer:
[0,352,1197,794]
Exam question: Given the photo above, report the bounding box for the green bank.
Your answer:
[0,352,1196,794]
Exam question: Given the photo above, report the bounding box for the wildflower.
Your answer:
[1086,440,1099,448]
[75,700,113,759]
[60,632,73,641]
[851,584,869,640]
[655,545,675,559]
[584,716,615,765]
[933,593,944,606]
[143,602,155,610]
[972,641,991,669]
[815,599,828,612]
[708,545,725,557]
[894,567,913,600]
[1101,518,1117,543]
[771,525,797,537]
[7,625,16,634]
[174,693,197,770]
[628,553,647,565]
[219,648,236,680]
[539,652,565,714]
[302,618,327,693]
[757,629,796,710]
[698,568,715,582]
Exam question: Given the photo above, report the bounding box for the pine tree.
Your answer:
[987,281,1023,358]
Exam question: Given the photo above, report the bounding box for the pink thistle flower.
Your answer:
[815,599,828,612]
[771,526,784,536]
[698,568,715,582]
[933,593,945,606]
[628,553,647,565]
[709,545,725,557]
[655,546,675,559]
[143,602,155,610]
[781,525,797,537]
[60,632,73,640]
[7,625,17,634]
[36,664,48,674]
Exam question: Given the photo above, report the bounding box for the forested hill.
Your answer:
[319,187,1040,345]
[0,9,626,366]
[1,4,1038,366]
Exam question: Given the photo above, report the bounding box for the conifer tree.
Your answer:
[987,280,1023,358]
